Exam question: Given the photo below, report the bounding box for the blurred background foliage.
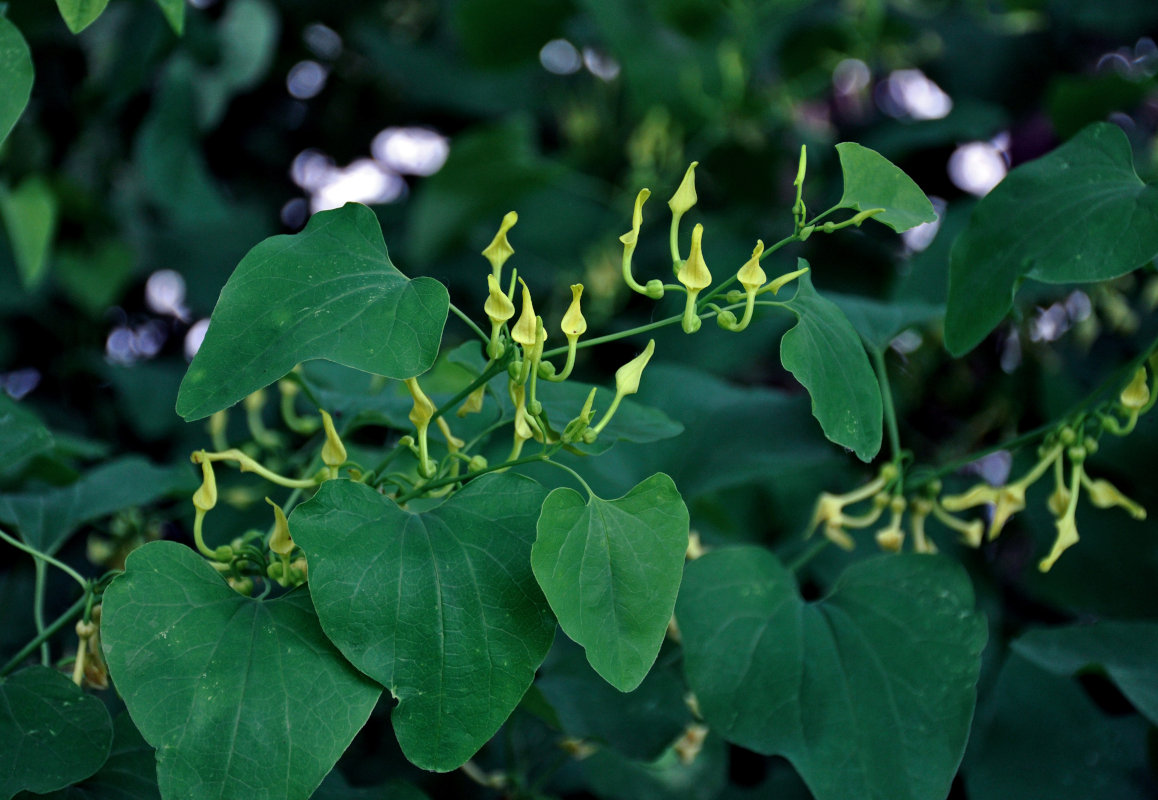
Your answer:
[2,0,1158,797]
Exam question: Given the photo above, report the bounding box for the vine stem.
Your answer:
[871,346,903,492]
[33,561,49,665]
[0,592,89,677]
[787,538,829,573]
[0,527,88,590]
[448,301,490,344]
[541,459,595,499]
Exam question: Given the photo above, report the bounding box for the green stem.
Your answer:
[430,353,512,424]
[542,313,683,360]
[449,301,490,344]
[787,538,829,573]
[394,452,552,504]
[0,527,88,590]
[871,347,903,492]
[1,592,89,677]
[33,560,48,665]
[541,459,595,500]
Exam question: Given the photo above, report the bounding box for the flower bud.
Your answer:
[484,273,515,324]
[192,452,218,512]
[619,189,650,248]
[1120,367,1150,411]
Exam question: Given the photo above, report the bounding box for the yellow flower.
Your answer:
[319,410,347,471]
[668,162,698,218]
[561,284,586,341]
[806,464,898,549]
[614,339,655,396]
[677,224,712,292]
[619,189,650,249]
[482,211,518,277]
[1120,366,1150,411]
[874,497,906,553]
[511,279,537,348]
[265,497,294,556]
[736,241,766,294]
[1082,474,1146,519]
[484,273,515,324]
[192,452,218,512]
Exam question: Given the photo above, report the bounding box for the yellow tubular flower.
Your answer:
[593,340,656,435]
[1082,474,1146,519]
[550,284,586,381]
[677,225,711,333]
[265,497,295,556]
[404,378,437,478]
[482,211,518,278]
[874,497,906,553]
[668,162,699,218]
[485,273,515,324]
[319,410,347,476]
[1039,459,1084,572]
[457,384,486,417]
[1120,366,1150,411]
[192,452,218,512]
[806,464,898,547]
[512,279,538,348]
[941,444,1062,540]
[619,189,662,298]
[765,264,810,296]
[736,241,767,294]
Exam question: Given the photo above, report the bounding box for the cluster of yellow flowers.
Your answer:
[810,362,1154,572]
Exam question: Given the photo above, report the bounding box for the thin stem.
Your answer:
[1,592,89,677]
[542,313,683,359]
[871,347,903,492]
[0,527,88,590]
[448,302,490,344]
[394,453,551,504]
[33,560,48,665]
[787,538,829,573]
[541,459,595,499]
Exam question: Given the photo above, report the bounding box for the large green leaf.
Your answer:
[0,394,53,467]
[0,18,33,147]
[0,457,195,556]
[945,122,1158,355]
[0,666,113,799]
[531,474,688,692]
[780,269,883,461]
[535,637,690,761]
[176,203,449,421]
[30,713,160,800]
[835,142,937,232]
[54,0,111,33]
[965,653,1152,800]
[290,475,556,771]
[0,177,58,290]
[100,541,381,800]
[677,547,986,800]
[1011,621,1158,726]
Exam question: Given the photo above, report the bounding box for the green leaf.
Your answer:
[677,547,986,800]
[829,292,944,351]
[781,269,883,461]
[0,394,53,467]
[945,122,1158,355]
[580,732,728,800]
[536,637,691,761]
[965,653,1152,800]
[531,474,688,692]
[835,142,937,232]
[100,541,381,800]
[0,177,58,290]
[0,457,195,556]
[54,0,111,33]
[0,666,113,798]
[176,203,449,421]
[290,475,556,771]
[29,713,161,800]
[1011,621,1158,727]
[152,0,185,35]
[0,17,33,147]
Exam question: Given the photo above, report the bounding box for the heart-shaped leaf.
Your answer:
[0,18,33,148]
[290,474,556,772]
[835,142,937,232]
[781,269,883,462]
[531,474,688,692]
[100,541,381,800]
[177,203,449,421]
[33,713,161,800]
[1011,621,1158,727]
[677,547,986,800]
[0,666,113,798]
[945,122,1158,355]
